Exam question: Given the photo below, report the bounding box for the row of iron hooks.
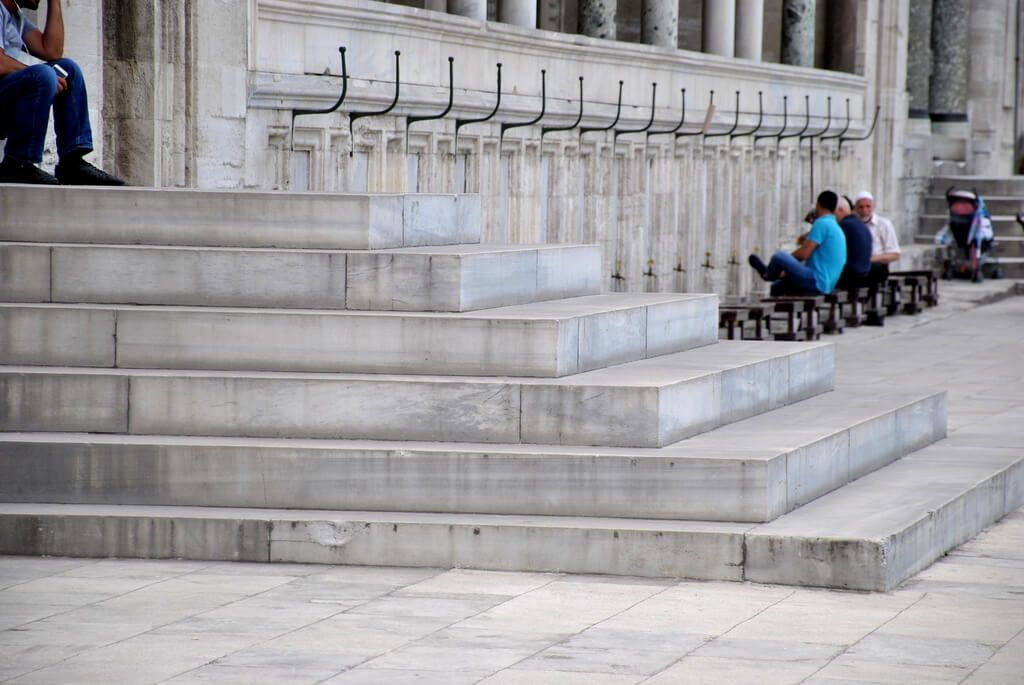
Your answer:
[289,46,881,157]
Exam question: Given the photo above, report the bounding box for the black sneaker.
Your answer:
[55,158,125,186]
[748,253,769,281]
[0,157,59,185]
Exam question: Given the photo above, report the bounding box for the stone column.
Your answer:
[825,0,858,72]
[703,0,735,57]
[448,0,487,21]
[579,0,616,39]
[424,0,447,11]
[906,0,932,118]
[734,0,764,60]
[642,0,678,48]
[781,0,814,67]
[499,0,537,27]
[929,0,969,121]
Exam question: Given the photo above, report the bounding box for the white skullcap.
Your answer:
[854,191,874,202]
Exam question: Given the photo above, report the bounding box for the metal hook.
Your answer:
[348,50,401,156]
[542,76,585,140]
[820,98,851,142]
[731,91,764,141]
[500,69,547,146]
[800,96,832,142]
[837,103,880,160]
[580,80,623,141]
[614,82,657,142]
[406,56,454,146]
[755,95,787,145]
[705,90,741,140]
[777,94,811,144]
[649,88,686,137]
[677,89,714,139]
[455,62,502,150]
[291,46,348,151]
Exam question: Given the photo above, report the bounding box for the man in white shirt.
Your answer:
[0,0,122,184]
[854,191,901,265]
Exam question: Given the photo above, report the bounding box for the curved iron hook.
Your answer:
[801,96,832,142]
[649,88,686,137]
[614,82,657,142]
[291,46,348,151]
[731,91,764,141]
[705,90,741,139]
[406,56,454,144]
[542,76,585,139]
[820,98,851,142]
[500,69,547,146]
[580,80,624,140]
[778,94,811,143]
[677,89,714,139]
[836,105,881,158]
[455,62,502,149]
[755,95,787,145]
[348,50,401,156]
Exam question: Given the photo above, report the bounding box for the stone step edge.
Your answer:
[2,444,1018,591]
[0,389,946,523]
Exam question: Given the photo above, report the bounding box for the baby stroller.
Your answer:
[936,188,1002,282]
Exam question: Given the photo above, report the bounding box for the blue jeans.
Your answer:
[0,58,93,164]
[763,251,821,297]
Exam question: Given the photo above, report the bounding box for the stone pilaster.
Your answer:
[781,0,814,67]
[929,0,969,121]
[448,0,487,21]
[499,0,537,27]
[825,0,858,73]
[703,0,735,57]
[579,0,616,39]
[906,0,932,117]
[642,0,678,49]
[734,0,764,61]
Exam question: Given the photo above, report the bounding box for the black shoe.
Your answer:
[0,157,59,185]
[748,254,769,281]
[55,158,125,186]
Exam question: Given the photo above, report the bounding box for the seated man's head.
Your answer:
[854,191,874,221]
[834,196,853,220]
[815,190,839,217]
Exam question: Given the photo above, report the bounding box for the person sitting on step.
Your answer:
[748,190,847,297]
[835,195,873,289]
[0,0,123,185]
[854,191,900,284]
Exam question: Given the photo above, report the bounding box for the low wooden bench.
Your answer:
[760,296,823,341]
[719,305,771,340]
[891,270,939,312]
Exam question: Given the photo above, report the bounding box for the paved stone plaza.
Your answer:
[0,285,1021,684]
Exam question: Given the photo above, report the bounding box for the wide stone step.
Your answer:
[0,293,716,377]
[923,195,1024,216]
[916,234,1024,258]
[0,390,945,522]
[929,176,1024,197]
[0,186,480,250]
[0,242,600,312]
[0,341,833,448]
[919,214,1022,237]
[2,440,1016,590]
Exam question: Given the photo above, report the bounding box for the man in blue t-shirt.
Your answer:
[0,0,122,185]
[748,190,847,296]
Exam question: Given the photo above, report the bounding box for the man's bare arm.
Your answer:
[870,252,900,265]
[22,0,64,62]
[0,47,28,76]
[791,240,817,262]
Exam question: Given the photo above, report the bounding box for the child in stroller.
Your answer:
[935,188,1002,282]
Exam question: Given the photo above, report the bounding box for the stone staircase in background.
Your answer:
[0,186,1021,592]
[917,175,1024,278]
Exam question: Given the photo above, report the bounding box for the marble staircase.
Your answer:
[0,186,1020,591]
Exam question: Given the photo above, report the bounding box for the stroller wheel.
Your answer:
[991,266,1004,280]
[941,259,954,280]
[972,268,984,283]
